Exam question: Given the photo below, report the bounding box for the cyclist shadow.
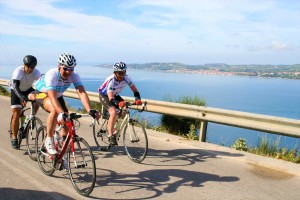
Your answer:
[91,146,243,167]
[94,168,239,200]
[0,187,74,200]
[143,147,244,166]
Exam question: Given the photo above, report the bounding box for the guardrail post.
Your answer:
[199,121,208,142]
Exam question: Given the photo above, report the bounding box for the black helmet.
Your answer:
[23,55,37,68]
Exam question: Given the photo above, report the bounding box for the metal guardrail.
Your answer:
[1,78,300,141]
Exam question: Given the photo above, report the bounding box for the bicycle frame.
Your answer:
[115,102,147,135]
[55,113,90,168]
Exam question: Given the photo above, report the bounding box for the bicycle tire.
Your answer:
[36,126,55,176]
[68,137,96,197]
[123,120,148,163]
[26,117,43,161]
[93,118,110,151]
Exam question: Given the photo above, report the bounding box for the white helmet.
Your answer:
[58,53,77,68]
[113,62,127,72]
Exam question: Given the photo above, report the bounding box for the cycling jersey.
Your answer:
[11,65,41,91]
[35,68,83,98]
[98,74,133,96]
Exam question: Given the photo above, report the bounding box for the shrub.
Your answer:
[160,95,205,138]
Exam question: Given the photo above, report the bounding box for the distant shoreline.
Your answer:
[96,63,300,80]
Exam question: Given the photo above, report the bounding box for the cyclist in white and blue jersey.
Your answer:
[34,53,99,155]
[98,62,142,146]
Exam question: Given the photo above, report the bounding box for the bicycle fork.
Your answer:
[71,138,87,169]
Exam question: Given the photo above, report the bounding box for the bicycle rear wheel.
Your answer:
[68,137,96,197]
[26,117,43,161]
[93,118,110,151]
[36,126,55,176]
[123,120,148,163]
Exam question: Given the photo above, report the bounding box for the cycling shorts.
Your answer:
[11,88,35,109]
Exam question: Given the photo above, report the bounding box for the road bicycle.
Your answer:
[36,113,96,197]
[93,101,148,163]
[8,99,43,161]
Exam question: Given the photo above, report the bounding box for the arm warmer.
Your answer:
[134,92,141,100]
[12,79,26,101]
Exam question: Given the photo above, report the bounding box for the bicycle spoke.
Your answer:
[26,117,43,161]
[93,118,110,151]
[68,137,96,197]
[36,126,55,176]
[123,120,148,163]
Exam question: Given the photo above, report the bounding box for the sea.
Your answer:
[1,64,300,149]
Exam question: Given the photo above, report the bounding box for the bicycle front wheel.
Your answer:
[36,126,55,176]
[26,117,43,161]
[93,118,110,151]
[68,137,96,197]
[123,120,148,163]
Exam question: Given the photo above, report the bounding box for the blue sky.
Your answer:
[0,0,299,66]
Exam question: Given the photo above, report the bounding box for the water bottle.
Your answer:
[20,115,26,128]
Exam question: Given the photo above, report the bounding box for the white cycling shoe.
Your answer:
[45,137,58,155]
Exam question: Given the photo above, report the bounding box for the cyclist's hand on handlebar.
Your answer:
[89,109,100,119]
[118,101,125,108]
[57,112,67,124]
[135,99,142,105]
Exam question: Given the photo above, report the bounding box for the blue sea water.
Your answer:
[1,65,300,149]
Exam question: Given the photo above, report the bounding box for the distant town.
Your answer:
[97,63,300,79]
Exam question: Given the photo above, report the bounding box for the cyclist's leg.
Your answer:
[57,96,69,138]
[42,96,58,154]
[10,89,22,148]
[99,94,118,145]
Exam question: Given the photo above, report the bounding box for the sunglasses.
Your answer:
[115,71,126,76]
[62,67,74,71]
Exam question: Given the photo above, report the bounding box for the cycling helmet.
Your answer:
[23,55,37,68]
[58,53,77,68]
[113,62,127,72]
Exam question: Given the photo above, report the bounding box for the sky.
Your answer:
[0,0,300,67]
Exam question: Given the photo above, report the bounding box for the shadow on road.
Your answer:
[94,168,239,200]
[92,146,244,166]
[0,187,74,200]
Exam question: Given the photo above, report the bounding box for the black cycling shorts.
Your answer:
[11,88,35,108]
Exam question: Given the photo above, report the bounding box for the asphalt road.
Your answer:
[0,95,299,200]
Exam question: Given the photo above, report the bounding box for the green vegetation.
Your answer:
[0,85,10,97]
[160,95,205,139]
[231,136,300,164]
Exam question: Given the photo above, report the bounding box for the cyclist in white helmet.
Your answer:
[34,53,100,155]
[98,62,142,146]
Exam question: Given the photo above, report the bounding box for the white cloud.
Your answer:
[0,0,299,65]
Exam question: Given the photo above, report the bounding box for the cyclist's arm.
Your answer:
[76,85,92,112]
[129,84,139,94]
[12,79,27,103]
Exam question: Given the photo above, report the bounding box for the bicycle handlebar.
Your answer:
[125,101,147,112]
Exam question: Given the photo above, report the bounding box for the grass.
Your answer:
[231,136,300,164]
[0,85,10,97]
